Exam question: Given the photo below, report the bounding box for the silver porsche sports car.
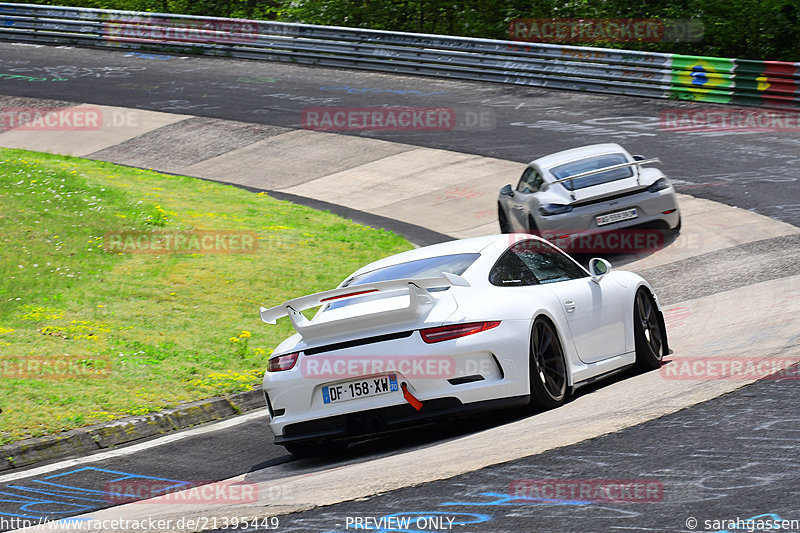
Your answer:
[498,143,680,253]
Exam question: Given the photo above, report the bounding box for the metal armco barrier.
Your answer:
[0,3,798,109]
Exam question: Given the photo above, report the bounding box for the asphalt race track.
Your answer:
[1,41,799,533]
[215,365,800,533]
[0,43,799,227]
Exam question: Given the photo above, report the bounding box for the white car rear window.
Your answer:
[328,253,480,309]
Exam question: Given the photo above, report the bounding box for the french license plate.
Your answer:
[596,208,638,227]
[322,374,399,404]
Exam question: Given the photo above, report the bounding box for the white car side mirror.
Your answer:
[588,258,612,283]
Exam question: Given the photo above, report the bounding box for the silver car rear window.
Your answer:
[550,153,633,191]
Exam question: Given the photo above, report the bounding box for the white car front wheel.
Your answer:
[529,317,569,410]
[634,289,665,371]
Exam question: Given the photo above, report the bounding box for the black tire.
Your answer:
[527,214,540,236]
[529,317,569,410]
[673,215,682,233]
[498,205,511,234]
[283,440,346,458]
[634,289,666,370]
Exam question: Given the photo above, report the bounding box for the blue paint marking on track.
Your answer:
[440,492,591,507]
[0,490,95,519]
[0,467,188,520]
[124,52,174,61]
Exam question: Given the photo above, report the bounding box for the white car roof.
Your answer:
[532,143,630,171]
[346,234,508,279]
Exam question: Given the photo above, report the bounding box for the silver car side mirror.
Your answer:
[588,258,612,283]
[500,184,514,197]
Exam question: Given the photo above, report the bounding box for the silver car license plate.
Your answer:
[596,208,638,227]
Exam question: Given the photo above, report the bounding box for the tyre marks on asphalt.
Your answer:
[87,117,290,173]
[637,234,800,304]
[181,130,415,191]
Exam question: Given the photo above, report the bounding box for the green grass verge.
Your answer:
[0,148,413,445]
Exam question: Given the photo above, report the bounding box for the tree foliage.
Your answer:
[8,0,800,60]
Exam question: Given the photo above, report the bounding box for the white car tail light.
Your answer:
[420,321,501,343]
[268,352,299,372]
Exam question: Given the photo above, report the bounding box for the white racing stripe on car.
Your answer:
[0,409,268,483]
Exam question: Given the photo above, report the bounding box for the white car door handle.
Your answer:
[563,299,576,313]
[512,205,525,211]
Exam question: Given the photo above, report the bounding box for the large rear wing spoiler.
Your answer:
[259,272,470,340]
[543,157,661,199]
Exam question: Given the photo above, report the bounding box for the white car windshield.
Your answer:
[550,153,633,191]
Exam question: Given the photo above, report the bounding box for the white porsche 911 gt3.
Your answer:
[260,234,668,456]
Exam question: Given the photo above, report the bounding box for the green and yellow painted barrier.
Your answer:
[668,55,800,108]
